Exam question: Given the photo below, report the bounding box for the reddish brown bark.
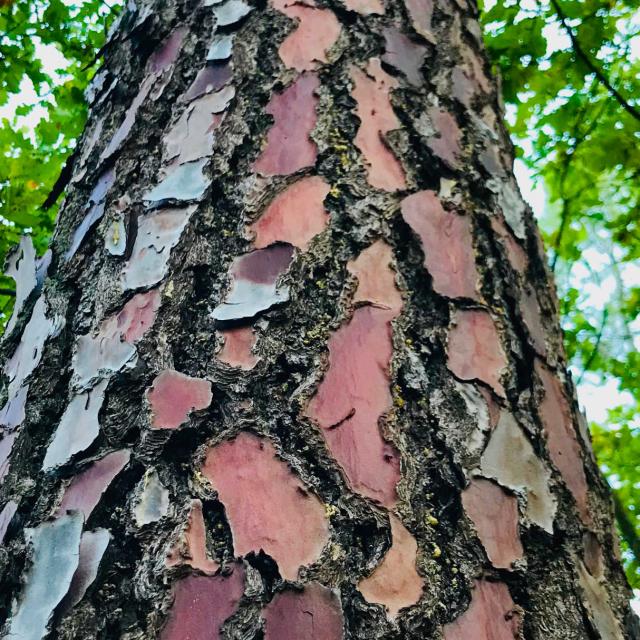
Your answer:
[0,0,635,637]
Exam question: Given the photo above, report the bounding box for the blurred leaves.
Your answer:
[0,0,120,323]
[482,0,640,588]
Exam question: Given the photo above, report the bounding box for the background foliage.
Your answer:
[0,0,638,588]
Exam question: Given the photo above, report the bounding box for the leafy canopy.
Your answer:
[0,0,119,316]
[0,0,639,588]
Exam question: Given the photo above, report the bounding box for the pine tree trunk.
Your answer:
[0,0,637,637]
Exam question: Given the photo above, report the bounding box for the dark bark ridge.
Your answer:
[0,0,636,638]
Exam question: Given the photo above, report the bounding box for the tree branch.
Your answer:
[550,0,640,124]
[576,306,607,386]
[613,490,640,566]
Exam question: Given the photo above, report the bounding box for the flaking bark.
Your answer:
[0,0,637,638]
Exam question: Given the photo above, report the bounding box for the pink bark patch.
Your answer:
[249,176,330,250]
[347,240,402,313]
[427,107,462,168]
[202,432,329,580]
[183,63,233,103]
[447,310,507,397]
[73,290,160,388]
[404,0,434,42]
[382,28,427,87]
[351,60,406,191]
[443,579,522,640]
[490,217,527,274]
[344,0,384,15]
[358,515,423,618]
[113,289,162,343]
[160,567,245,640]
[57,450,131,519]
[217,327,259,370]
[263,582,344,639]
[400,190,479,299]
[535,361,590,525]
[147,370,213,430]
[275,2,341,72]
[166,499,219,574]
[253,73,319,176]
[461,478,523,570]
[305,306,401,507]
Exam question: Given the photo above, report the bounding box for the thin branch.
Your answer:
[0,288,15,297]
[576,306,607,386]
[550,0,640,124]
[613,490,640,566]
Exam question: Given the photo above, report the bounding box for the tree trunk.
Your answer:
[0,0,636,638]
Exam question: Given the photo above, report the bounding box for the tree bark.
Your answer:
[0,0,637,638]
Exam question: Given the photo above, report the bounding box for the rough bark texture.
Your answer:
[0,0,637,638]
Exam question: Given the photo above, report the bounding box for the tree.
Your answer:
[0,0,637,637]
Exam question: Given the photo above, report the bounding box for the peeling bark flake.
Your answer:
[217,326,259,369]
[443,579,522,640]
[447,309,507,397]
[101,28,186,160]
[305,306,401,507]
[0,385,28,433]
[133,468,170,526]
[212,0,252,26]
[0,499,18,544]
[202,432,329,580]
[351,60,406,191]
[42,379,109,471]
[382,27,427,87]
[248,176,330,250]
[253,73,319,176]
[159,567,245,640]
[57,449,131,520]
[481,411,556,533]
[143,159,211,207]
[578,561,624,640]
[400,190,479,299]
[166,499,219,574]
[72,289,160,388]
[7,512,83,640]
[426,106,462,168]
[263,582,344,639]
[347,240,402,313]
[59,528,111,613]
[211,244,295,322]
[0,433,17,486]
[183,63,233,103]
[403,0,435,42]
[461,478,523,569]
[358,515,423,618]
[4,236,37,335]
[535,361,590,525]
[5,296,62,397]
[121,206,196,290]
[273,1,341,72]
[343,0,384,16]
[163,87,233,164]
[146,369,213,430]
